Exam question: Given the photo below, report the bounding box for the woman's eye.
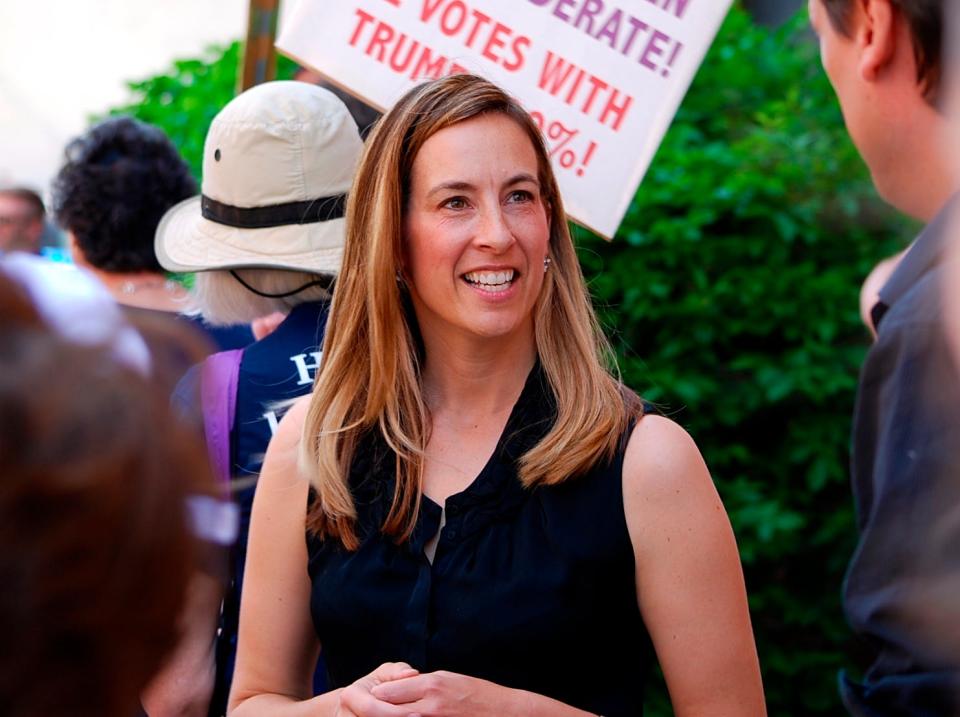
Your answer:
[507,190,533,204]
[442,197,468,210]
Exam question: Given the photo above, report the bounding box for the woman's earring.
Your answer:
[543,257,552,272]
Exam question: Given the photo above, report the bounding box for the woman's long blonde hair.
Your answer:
[302,74,639,549]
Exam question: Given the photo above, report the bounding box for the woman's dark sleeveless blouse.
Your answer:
[306,367,653,716]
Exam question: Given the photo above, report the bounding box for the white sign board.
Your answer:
[278,0,731,239]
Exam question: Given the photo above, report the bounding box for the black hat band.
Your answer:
[201,193,347,229]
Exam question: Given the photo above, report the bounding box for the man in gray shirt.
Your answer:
[808,0,960,713]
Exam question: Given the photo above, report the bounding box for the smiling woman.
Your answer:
[228,73,766,717]
[403,113,550,342]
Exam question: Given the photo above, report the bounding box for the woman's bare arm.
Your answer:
[227,398,341,715]
[623,415,766,717]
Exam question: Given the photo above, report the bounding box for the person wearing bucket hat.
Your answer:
[155,79,358,277]
[155,80,363,717]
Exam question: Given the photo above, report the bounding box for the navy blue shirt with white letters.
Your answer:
[192,300,330,716]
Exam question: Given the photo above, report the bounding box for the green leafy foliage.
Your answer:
[576,7,914,715]
[107,42,300,179]
[106,7,915,714]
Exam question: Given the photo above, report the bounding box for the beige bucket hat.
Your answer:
[155,81,362,274]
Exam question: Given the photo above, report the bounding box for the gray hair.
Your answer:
[190,268,331,325]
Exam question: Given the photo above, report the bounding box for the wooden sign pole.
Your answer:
[239,0,281,92]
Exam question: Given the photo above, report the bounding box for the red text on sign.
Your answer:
[529,110,599,178]
[350,9,469,79]
[418,0,531,71]
[538,52,633,131]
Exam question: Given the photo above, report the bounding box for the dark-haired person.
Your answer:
[809,0,960,712]
[51,116,253,354]
[0,268,220,717]
[0,187,45,255]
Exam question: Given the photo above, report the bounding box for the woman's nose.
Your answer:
[474,206,515,253]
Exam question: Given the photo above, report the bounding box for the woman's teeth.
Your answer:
[464,270,515,293]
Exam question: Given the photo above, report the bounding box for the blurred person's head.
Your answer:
[816,0,943,100]
[52,116,197,273]
[809,0,952,220]
[155,81,363,325]
[0,270,215,717]
[1,252,151,372]
[0,187,45,254]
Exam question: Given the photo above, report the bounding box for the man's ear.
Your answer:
[66,231,85,266]
[859,0,897,83]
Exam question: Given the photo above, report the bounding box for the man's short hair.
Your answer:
[0,188,45,220]
[820,0,943,101]
[51,117,196,273]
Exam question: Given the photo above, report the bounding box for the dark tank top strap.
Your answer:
[640,399,661,416]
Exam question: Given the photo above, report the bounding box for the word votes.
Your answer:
[419,0,531,70]
[262,350,322,436]
[359,0,531,76]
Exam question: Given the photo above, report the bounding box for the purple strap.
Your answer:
[200,349,244,487]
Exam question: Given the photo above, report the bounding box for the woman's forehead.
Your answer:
[409,115,540,187]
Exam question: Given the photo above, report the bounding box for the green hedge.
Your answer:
[109,6,913,714]
[578,8,912,714]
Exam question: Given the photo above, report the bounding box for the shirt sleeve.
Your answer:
[842,317,960,715]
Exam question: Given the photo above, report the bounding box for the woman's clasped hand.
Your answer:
[336,663,525,717]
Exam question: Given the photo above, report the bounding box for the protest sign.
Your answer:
[277,0,732,238]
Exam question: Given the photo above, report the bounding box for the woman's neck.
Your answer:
[420,329,537,420]
[87,267,188,313]
[67,234,188,313]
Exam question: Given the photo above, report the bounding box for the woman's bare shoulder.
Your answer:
[622,413,711,499]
